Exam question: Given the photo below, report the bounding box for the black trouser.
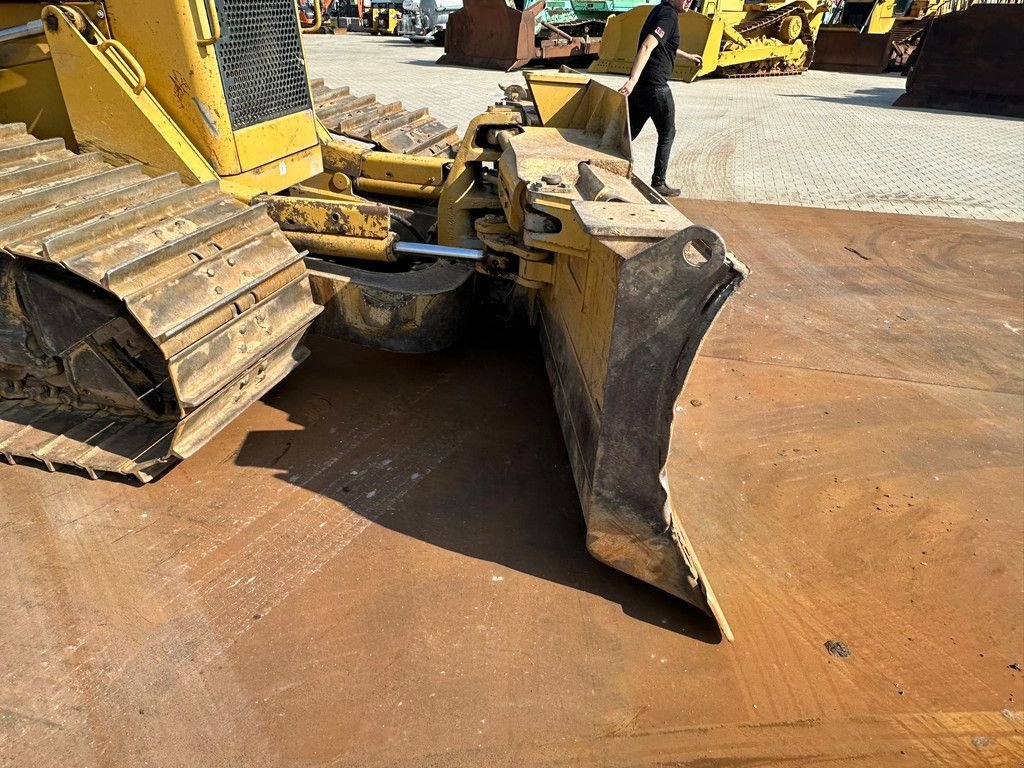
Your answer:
[628,85,676,187]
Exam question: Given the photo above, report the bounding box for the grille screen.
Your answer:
[213,0,313,130]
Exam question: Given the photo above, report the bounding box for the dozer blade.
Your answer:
[588,5,662,77]
[310,79,461,157]
[445,73,747,633]
[439,0,542,71]
[895,4,1024,118]
[812,27,894,73]
[0,124,321,481]
[588,7,730,82]
[540,225,744,639]
[589,7,728,82]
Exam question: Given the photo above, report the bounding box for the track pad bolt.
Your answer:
[541,174,563,186]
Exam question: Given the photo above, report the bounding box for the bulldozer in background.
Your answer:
[811,0,951,73]
[440,0,659,71]
[895,1,1024,117]
[0,0,746,637]
[590,0,827,81]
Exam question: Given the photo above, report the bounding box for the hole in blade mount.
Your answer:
[682,240,710,268]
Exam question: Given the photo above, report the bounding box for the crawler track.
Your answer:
[0,124,321,481]
[311,79,461,157]
[722,6,816,78]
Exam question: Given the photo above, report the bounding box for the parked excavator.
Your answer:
[590,0,827,81]
[440,0,658,71]
[0,0,746,637]
[812,0,949,73]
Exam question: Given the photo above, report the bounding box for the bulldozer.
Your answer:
[589,0,827,81]
[0,0,747,638]
[812,0,948,73]
[440,0,658,71]
[895,1,1024,117]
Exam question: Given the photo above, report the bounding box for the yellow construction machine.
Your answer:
[812,0,947,73]
[0,0,747,637]
[368,2,403,34]
[895,1,1024,117]
[590,0,827,81]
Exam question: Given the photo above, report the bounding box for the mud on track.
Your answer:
[0,203,1021,767]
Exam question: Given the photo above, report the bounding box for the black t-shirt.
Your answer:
[636,3,680,89]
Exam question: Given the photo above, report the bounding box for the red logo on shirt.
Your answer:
[655,26,665,37]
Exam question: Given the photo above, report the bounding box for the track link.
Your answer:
[311,79,460,158]
[0,124,321,481]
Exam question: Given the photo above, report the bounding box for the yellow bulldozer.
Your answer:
[590,0,827,81]
[812,0,948,73]
[0,1,747,635]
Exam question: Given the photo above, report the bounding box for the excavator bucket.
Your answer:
[895,4,1024,118]
[440,0,543,70]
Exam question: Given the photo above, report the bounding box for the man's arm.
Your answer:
[677,48,703,68]
[619,34,659,96]
[619,37,704,97]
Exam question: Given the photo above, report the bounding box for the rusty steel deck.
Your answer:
[0,202,1021,766]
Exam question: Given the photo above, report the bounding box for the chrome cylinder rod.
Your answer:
[0,20,45,45]
[394,242,486,262]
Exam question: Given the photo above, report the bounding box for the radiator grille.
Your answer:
[213,0,313,130]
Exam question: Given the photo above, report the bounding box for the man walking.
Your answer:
[618,0,703,197]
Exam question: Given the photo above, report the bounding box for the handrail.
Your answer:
[300,1,326,32]
[97,38,148,94]
[197,0,222,46]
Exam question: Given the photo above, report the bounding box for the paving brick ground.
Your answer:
[304,34,1024,222]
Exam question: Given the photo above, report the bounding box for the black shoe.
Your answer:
[652,182,681,197]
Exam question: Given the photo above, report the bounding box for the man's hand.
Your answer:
[684,52,703,68]
[619,78,637,97]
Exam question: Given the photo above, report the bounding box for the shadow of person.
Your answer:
[234,333,722,644]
